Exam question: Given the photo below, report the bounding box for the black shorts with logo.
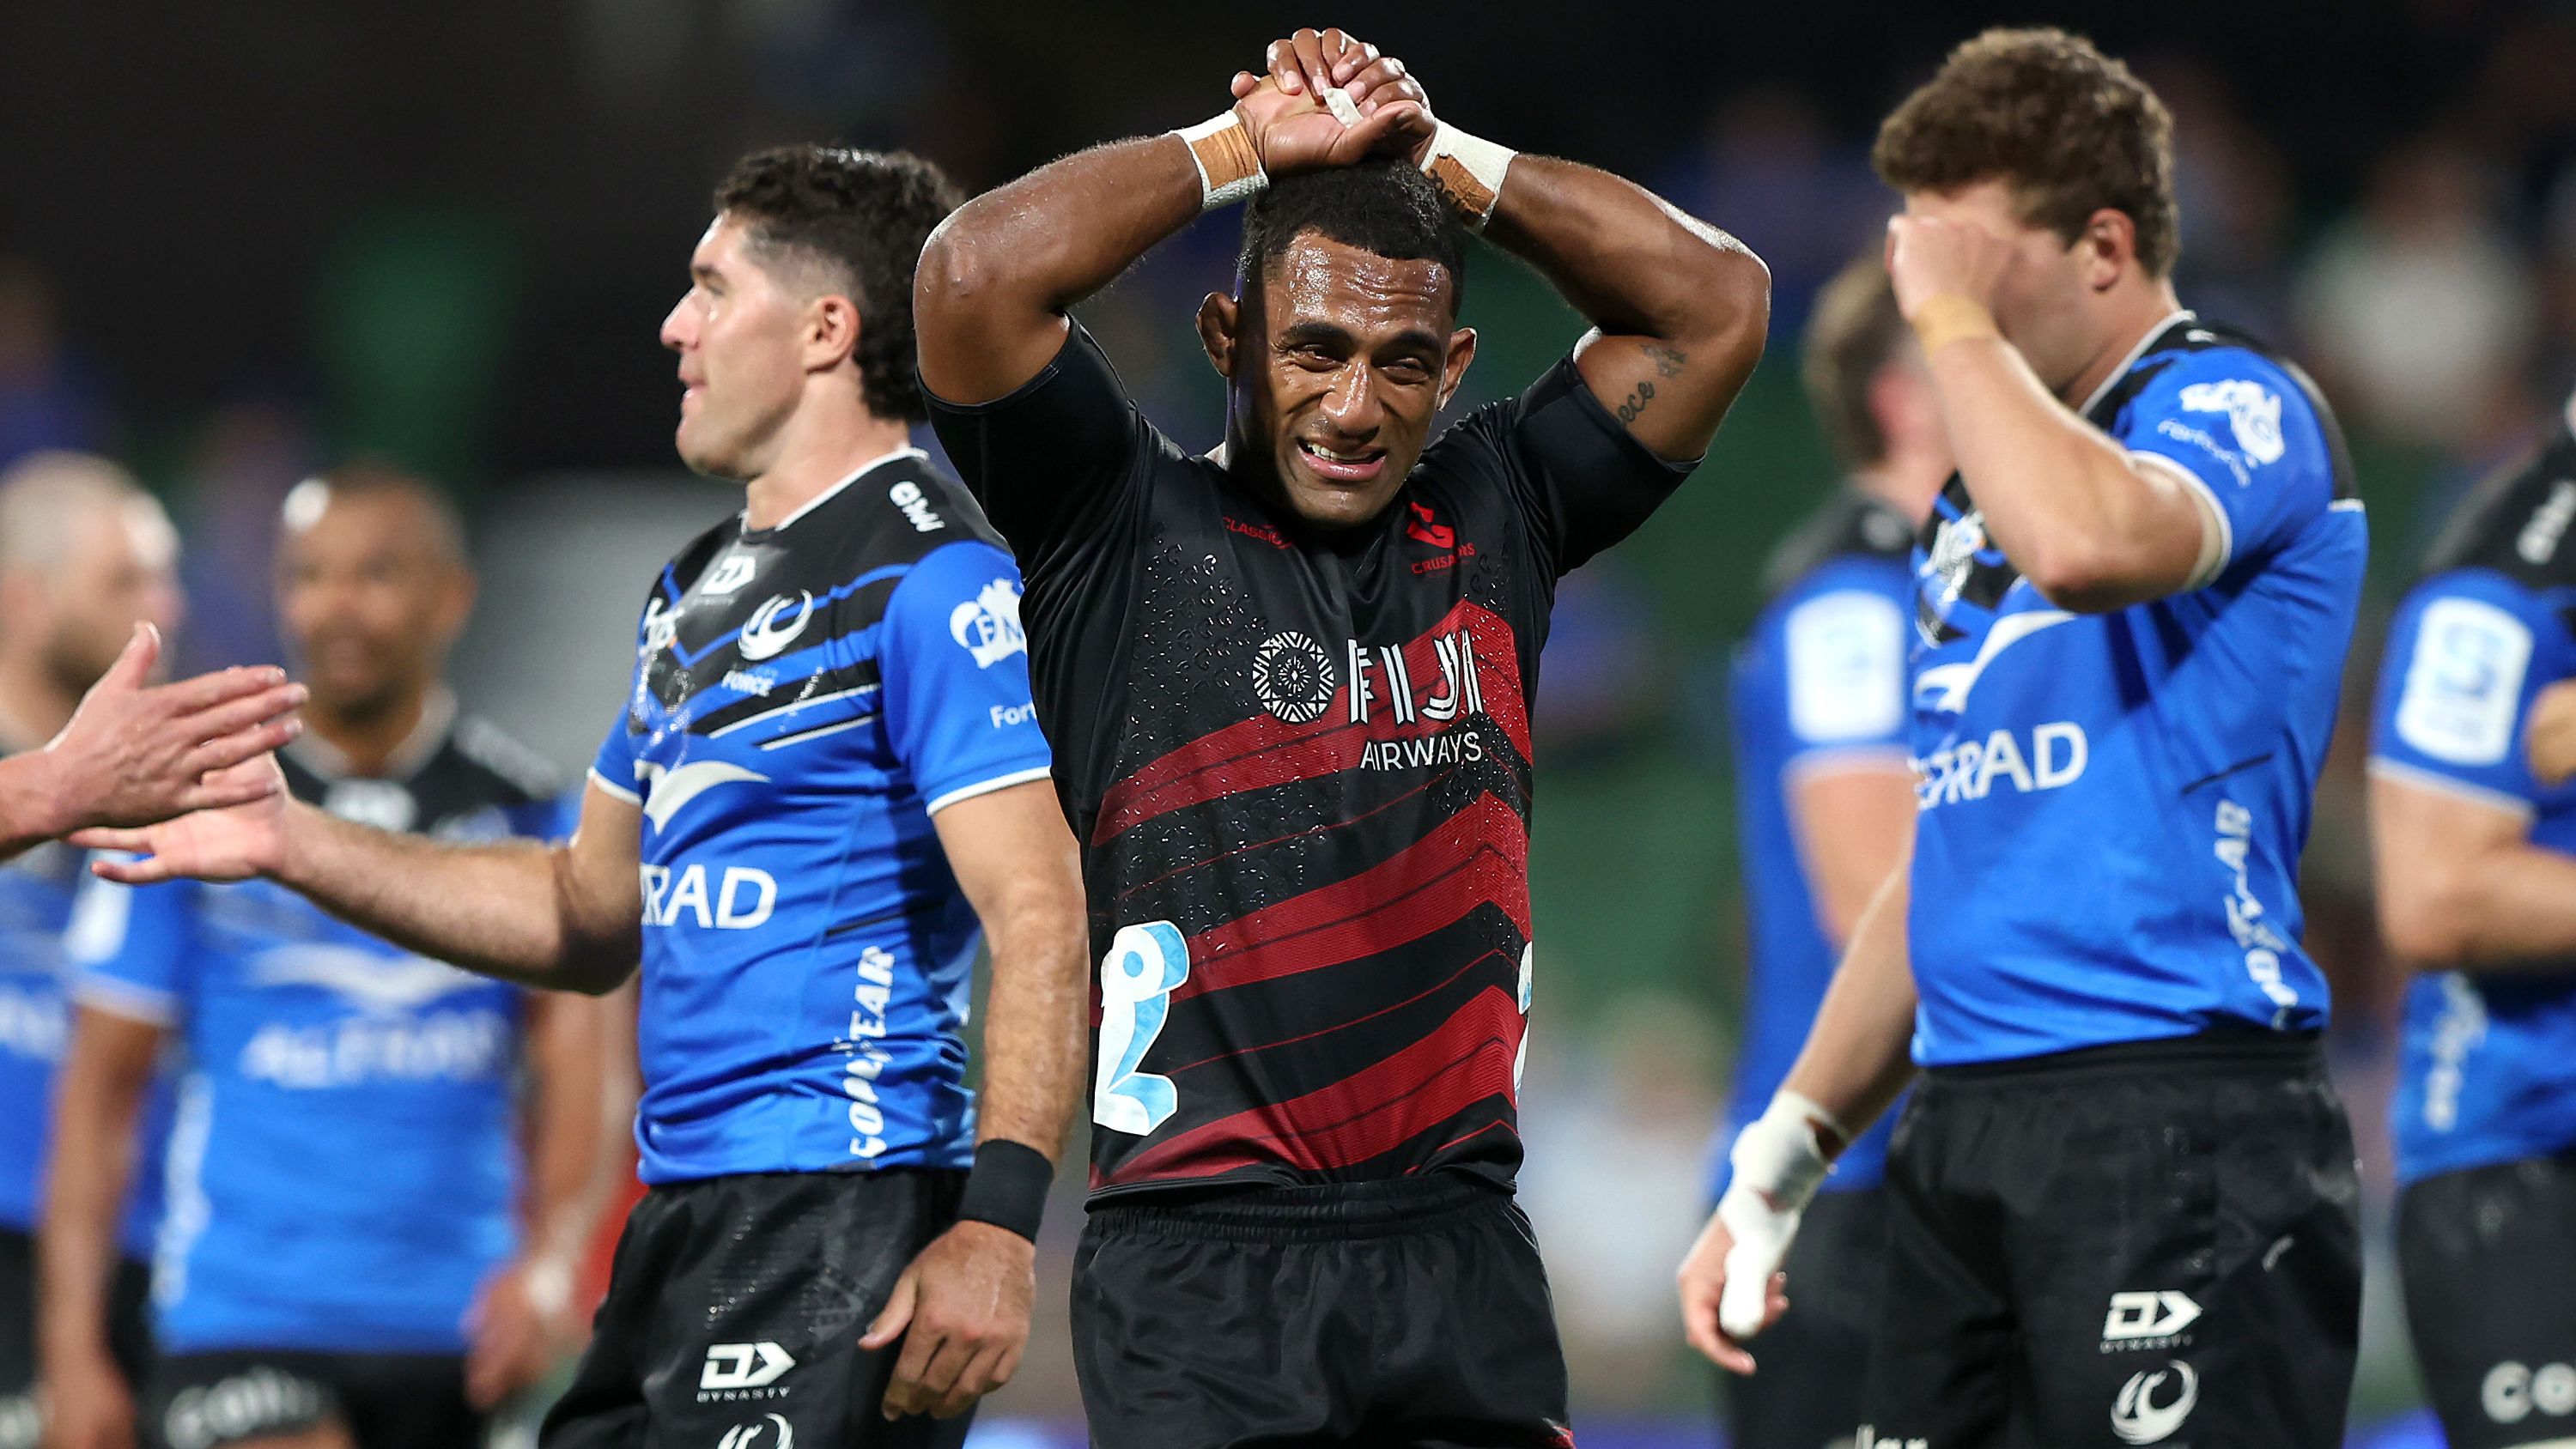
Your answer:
[2399,1150,2576,1449]
[0,1226,151,1449]
[1859,1033,2361,1449]
[1072,1175,1575,1449]
[1722,1185,1891,1449]
[147,1350,475,1449]
[541,1167,969,1449]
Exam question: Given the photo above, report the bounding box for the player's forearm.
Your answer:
[971,894,1090,1161]
[1928,338,2205,610]
[1779,860,1919,1145]
[1481,155,1767,459]
[915,136,1203,403]
[273,803,633,992]
[36,1042,146,1368]
[1487,156,1766,361]
[0,752,72,862]
[519,997,616,1271]
[2385,840,2576,970]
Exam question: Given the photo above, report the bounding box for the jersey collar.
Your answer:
[2076,308,2197,418]
[749,446,929,537]
[284,687,455,784]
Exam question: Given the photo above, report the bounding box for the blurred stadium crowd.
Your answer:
[9,0,2576,1439]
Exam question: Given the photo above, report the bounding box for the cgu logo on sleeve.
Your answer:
[951,579,1027,669]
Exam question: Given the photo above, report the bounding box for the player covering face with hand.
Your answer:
[1680,27,2366,1449]
[917,26,1767,1448]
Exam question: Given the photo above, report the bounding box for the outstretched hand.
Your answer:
[39,624,304,836]
[1227,27,1433,175]
[73,756,291,885]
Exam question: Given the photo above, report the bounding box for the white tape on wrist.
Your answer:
[1712,1089,1842,1340]
[1419,121,1516,229]
[1176,112,1267,211]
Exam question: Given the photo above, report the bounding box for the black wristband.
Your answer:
[955,1139,1053,1242]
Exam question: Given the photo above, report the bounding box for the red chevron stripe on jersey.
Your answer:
[1091,597,1533,846]
[1109,982,1524,1183]
[1175,791,1531,1003]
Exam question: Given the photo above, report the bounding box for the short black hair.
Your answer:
[1236,160,1468,315]
[714,145,964,423]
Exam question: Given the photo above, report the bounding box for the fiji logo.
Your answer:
[949,578,1027,669]
[1249,631,1336,724]
[2178,379,2285,466]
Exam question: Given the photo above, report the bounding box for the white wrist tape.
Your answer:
[1176,112,1267,211]
[1419,121,1516,229]
[1712,1089,1842,1340]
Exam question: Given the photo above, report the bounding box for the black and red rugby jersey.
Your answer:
[928,320,1691,1200]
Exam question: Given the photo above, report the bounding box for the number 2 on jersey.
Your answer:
[1093,921,1190,1136]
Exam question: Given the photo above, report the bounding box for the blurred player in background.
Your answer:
[918,25,1767,1446]
[79,146,1090,1447]
[0,458,303,869]
[41,465,611,1449]
[1680,28,2368,1447]
[2371,394,2576,1449]
[1713,256,1946,1449]
[0,454,202,1449]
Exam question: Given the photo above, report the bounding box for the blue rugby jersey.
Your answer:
[2369,415,2576,1184]
[0,834,167,1256]
[70,705,569,1354]
[1716,489,1915,1195]
[589,448,1051,1185]
[1905,313,2366,1067]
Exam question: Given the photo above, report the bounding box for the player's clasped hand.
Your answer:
[860,1219,1035,1420]
[1224,27,1433,175]
[44,622,303,836]
[1884,212,2020,321]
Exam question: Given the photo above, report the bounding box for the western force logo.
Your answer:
[2111,1361,2199,1445]
[702,1343,795,1404]
[718,1416,793,1449]
[1912,609,2075,715]
[738,592,815,663]
[2178,379,2286,465]
[1919,506,1989,640]
[950,578,1027,669]
[1251,631,1337,724]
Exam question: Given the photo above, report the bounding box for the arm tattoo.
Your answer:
[1643,343,1687,379]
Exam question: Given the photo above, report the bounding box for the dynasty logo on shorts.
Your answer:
[699,1341,795,1404]
[2100,1288,2201,1354]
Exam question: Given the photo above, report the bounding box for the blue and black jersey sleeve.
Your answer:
[64,875,201,1028]
[2113,347,2338,576]
[878,540,1054,815]
[2371,571,2576,816]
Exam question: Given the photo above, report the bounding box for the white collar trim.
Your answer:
[750,446,928,534]
[2077,308,2197,417]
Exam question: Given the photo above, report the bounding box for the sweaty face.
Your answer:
[42,499,181,694]
[1227,233,1473,532]
[1902,181,2100,398]
[276,487,470,719]
[662,215,813,481]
